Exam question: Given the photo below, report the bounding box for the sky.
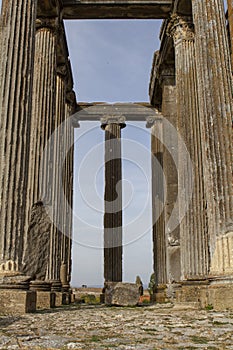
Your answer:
[66,20,162,287]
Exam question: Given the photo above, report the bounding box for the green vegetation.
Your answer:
[148,273,156,296]
[205,304,214,310]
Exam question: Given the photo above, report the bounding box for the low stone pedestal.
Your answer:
[176,279,233,311]
[30,280,55,310]
[154,284,167,303]
[176,280,209,305]
[36,292,56,309]
[207,282,233,311]
[0,290,36,314]
[55,292,64,306]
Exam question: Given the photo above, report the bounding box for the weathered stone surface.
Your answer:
[0,0,37,272]
[105,282,140,306]
[62,0,172,19]
[0,290,36,315]
[35,291,56,310]
[102,119,125,283]
[22,203,51,280]
[0,304,233,349]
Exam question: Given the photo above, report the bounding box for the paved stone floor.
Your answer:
[0,304,233,349]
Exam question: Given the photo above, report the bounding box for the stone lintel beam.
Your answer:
[62,1,172,20]
[37,0,62,17]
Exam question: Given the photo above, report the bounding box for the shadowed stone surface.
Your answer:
[22,203,51,280]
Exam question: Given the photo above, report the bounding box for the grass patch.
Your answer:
[205,304,214,311]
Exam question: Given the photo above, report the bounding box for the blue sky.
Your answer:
[66,20,162,287]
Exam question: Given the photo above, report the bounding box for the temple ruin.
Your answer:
[0,0,232,313]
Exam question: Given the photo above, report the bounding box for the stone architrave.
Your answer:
[0,0,37,275]
[101,117,126,282]
[167,14,209,280]
[192,0,233,276]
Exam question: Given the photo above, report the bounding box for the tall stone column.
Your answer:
[227,0,233,67]
[101,117,125,282]
[168,15,209,280]
[48,65,67,290]
[0,0,37,274]
[160,69,181,284]
[22,18,58,281]
[60,90,77,289]
[192,0,233,276]
[147,117,167,294]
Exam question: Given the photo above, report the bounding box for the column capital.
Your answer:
[146,115,163,128]
[57,63,68,78]
[35,17,60,32]
[101,116,126,130]
[167,14,194,45]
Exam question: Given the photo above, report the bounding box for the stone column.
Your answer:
[61,90,77,289]
[101,117,125,282]
[192,0,233,276]
[147,117,167,294]
[0,0,37,274]
[168,15,209,280]
[22,17,58,281]
[48,65,67,291]
[160,69,181,284]
[227,0,233,67]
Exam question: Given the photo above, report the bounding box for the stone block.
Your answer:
[36,291,55,309]
[105,282,140,306]
[0,290,36,314]
[55,292,68,306]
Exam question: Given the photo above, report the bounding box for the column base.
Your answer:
[152,284,168,303]
[50,280,62,292]
[176,278,233,311]
[0,272,31,290]
[0,290,36,314]
[55,292,68,306]
[176,279,209,307]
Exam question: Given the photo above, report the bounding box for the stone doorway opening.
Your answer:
[64,20,162,289]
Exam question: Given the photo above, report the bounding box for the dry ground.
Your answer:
[0,303,233,349]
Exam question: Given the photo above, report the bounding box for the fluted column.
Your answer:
[22,18,58,281]
[168,15,209,280]
[227,0,233,67]
[0,0,37,273]
[147,117,167,287]
[101,117,125,282]
[192,0,233,276]
[160,70,181,283]
[61,91,77,289]
[48,66,66,290]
